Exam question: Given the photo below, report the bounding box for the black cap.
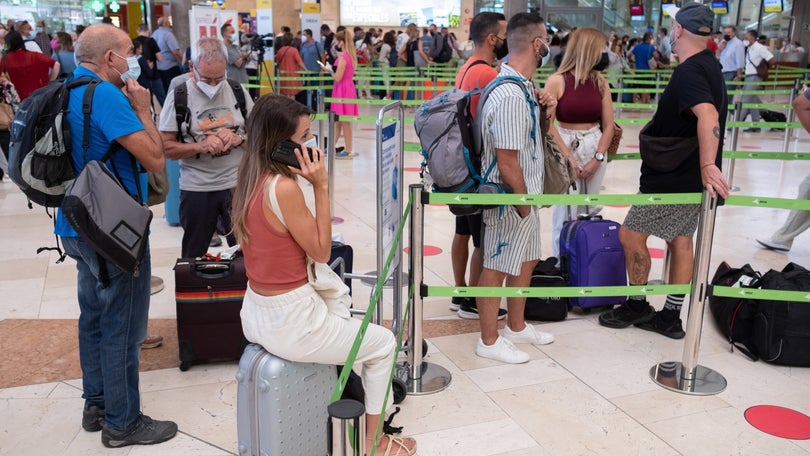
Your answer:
[664,3,715,37]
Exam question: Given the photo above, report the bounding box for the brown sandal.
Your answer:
[374,434,416,456]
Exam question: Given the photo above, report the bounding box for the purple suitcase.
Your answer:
[559,217,627,309]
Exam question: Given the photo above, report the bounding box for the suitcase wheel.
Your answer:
[179,361,192,372]
[392,377,407,404]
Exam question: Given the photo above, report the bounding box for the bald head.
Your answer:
[157,16,170,27]
[75,24,130,66]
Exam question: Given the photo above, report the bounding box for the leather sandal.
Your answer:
[378,434,416,456]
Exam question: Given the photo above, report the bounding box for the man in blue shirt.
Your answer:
[299,28,323,109]
[55,24,177,448]
[717,25,745,82]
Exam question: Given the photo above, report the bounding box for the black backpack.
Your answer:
[174,79,247,143]
[8,77,100,208]
[432,34,453,64]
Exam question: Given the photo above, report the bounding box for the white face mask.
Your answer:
[302,136,317,149]
[197,80,224,99]
[744,40,751,47]
[113,52,141,83]
[301,35,308,43]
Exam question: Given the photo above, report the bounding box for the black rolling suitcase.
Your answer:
[174,255,248,371]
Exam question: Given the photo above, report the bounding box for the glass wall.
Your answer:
[1,2,99,33]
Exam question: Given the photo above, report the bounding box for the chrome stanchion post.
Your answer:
[327,399,365,456]
[328,111,336,222]
[318,89,326,146]
[783,84,797,153]
[401,185,451,395]
[725,101,741,192]
[649,192,727,395]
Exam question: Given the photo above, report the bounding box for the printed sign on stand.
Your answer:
[380,122,401,280]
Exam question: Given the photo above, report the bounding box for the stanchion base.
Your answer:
[396,361,451,395]
[650,362,727,396]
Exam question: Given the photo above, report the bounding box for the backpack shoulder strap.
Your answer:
[455,59,488,90]
[174,83,189,143]
[472,75,538,164]
[228,79,247,121]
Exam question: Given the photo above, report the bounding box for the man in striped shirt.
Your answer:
[475,12,557,364]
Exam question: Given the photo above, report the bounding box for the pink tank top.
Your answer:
[555,72,603,124]
[243,175,308,291]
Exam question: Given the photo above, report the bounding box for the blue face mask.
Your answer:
[113,52,141,83]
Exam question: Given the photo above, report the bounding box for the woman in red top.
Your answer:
[1,31,59,100]
[232,94,416,456]
[275,33,307,99]
[544,28,615,257]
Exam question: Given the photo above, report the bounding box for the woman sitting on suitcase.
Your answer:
[232,94,416,456]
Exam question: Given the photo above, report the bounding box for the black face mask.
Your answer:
[724,34,732,42]
[495,39,509,60]
[592,52,609,71]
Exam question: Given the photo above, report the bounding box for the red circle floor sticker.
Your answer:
[744,405,810,440]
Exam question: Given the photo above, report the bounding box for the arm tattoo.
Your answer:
[713,126,721,139]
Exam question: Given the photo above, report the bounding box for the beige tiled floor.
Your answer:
[1,101,809,455]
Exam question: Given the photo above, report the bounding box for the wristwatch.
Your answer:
[594,152,605,162]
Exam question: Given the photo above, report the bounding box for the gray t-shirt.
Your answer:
[159,74,253,192]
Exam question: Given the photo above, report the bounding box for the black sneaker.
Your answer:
[101,414,178,448]
[449,296,464,311]
[82,404,105,432]
[635,312,686,339]
[598,301,655,328]
[744,127,761,133]
[458,299,507,320]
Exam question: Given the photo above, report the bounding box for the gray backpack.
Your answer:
[414,75,535,215]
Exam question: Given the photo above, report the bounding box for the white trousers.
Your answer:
[241,262,396,414]
[551,125,608,257]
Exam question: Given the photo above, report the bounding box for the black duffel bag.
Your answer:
[750,263,810,367]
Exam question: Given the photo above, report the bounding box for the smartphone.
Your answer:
[317,60,327,68]
[271,140,315,169]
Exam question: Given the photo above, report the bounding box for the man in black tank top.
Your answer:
[599,3,731,339]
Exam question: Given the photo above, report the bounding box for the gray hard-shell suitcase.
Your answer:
[236,343,337,455]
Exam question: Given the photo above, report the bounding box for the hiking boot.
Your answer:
[458,299,507,320]
[142,334,163,349]
[635,312,686,339]
[82,404,105,432]
[598,301,655,328]
[476,336,530,364]
[101,414,178,448]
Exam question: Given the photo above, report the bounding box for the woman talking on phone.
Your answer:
[233,94,416,456]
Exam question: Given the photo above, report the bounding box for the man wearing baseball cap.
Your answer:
[599,2,731,338]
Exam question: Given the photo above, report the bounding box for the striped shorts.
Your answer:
[623,203,701,242]
[482,206,542,276]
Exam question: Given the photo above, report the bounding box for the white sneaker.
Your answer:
[503,324,554,345]
[476,336,530,364]
[756,238,790,252]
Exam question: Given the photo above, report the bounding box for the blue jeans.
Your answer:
[61,236,151,431]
